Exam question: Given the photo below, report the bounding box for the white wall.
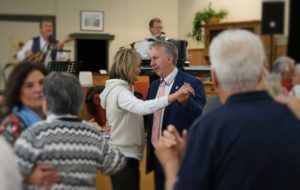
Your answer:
[55,0,178,66]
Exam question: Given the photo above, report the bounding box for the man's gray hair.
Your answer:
[43,72,84,115]
[151,40,178,65]
[209,29,265,91]
[273,56,295,74]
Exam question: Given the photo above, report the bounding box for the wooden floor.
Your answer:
[96,147,154,190]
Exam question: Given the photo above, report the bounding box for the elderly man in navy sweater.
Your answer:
[155,29,300,190]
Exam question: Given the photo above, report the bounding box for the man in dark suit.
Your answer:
[145,40,206,190]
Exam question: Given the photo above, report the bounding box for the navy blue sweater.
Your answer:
[175,91,300,190]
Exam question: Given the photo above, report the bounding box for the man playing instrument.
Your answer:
[16,18,68,66]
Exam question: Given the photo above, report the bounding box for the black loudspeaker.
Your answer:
[261,1,284,35]
[168,39,188,70]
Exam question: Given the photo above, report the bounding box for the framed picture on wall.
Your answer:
[80,10,104,31]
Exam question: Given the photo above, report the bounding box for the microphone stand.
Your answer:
[129,40,144,49]
[130,42,136,49]
[127,33,167,50]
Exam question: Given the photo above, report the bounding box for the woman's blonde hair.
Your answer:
[109,48,141,83]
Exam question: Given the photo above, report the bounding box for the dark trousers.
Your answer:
[111,157,140,190]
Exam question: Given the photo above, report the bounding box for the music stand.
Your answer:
[47,61,80,76]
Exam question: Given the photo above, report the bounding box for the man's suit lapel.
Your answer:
[170,71,183,94]
[149,80,160,99]
[162,71,183,129]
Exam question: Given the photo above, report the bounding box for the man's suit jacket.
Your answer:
[145,70,206,172]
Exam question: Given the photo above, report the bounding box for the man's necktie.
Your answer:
[151,81,166,147]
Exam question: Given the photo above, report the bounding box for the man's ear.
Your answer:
[168,55,174,66]
[258,69,265,84]
[211,69,219,89]
[255,69,266,91]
